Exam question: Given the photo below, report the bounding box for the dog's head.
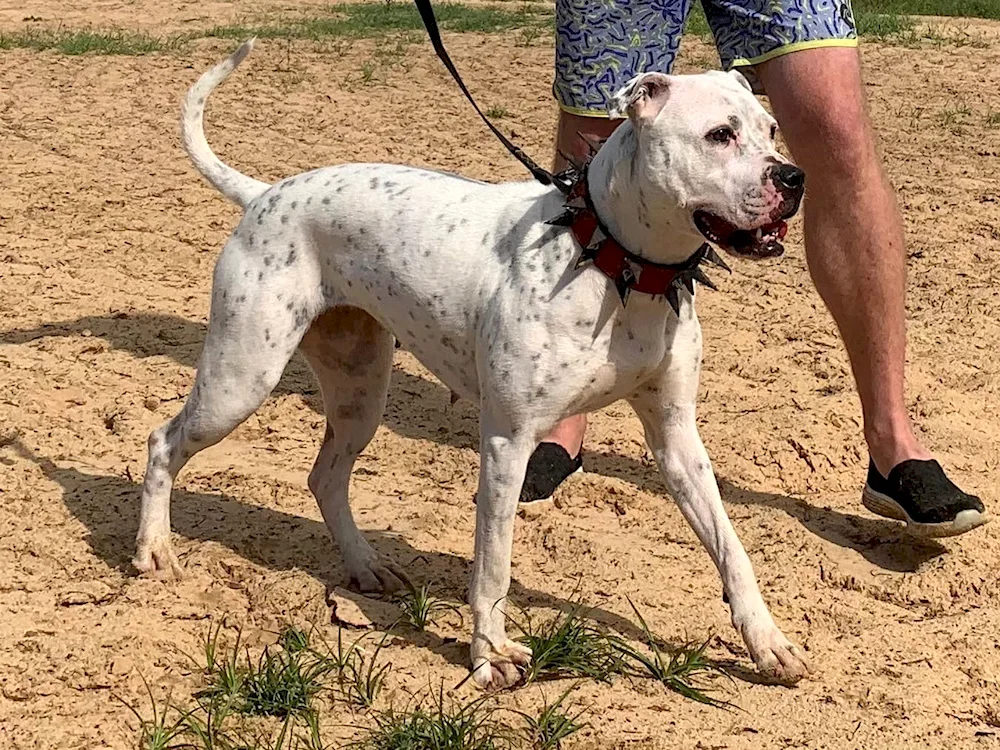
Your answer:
[610,70,804,259]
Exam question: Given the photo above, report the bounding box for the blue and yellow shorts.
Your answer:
[555,0,858,116]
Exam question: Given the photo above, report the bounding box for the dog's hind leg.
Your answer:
[134,242,318,579]
[299,307,409,595]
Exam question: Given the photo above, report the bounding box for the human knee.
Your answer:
[757,50,878,172]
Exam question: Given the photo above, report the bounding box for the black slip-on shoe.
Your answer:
[518,443,583,505]
[862,458,988,538]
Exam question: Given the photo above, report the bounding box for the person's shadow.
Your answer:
[1,311,946,579]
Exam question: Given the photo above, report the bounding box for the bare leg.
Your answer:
[754,48,985,534]
[755,48,923,474]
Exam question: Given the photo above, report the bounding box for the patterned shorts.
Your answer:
[555,0,858,116]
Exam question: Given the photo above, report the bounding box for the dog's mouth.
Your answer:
[693,211,788,259]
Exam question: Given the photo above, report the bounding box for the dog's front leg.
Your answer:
[629,390,811,683]
[468,415,535,690]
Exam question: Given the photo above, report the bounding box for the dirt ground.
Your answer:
[1,2,1000,748]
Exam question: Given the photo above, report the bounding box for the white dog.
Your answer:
[135,40,809,688]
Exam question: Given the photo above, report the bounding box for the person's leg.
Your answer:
[553,113,622,173]
[755,48,918,475]
[521,0,691,502]
[752,47,986,535]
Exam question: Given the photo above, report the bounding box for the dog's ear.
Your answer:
[609,72,672,124]
[728,69,753,92]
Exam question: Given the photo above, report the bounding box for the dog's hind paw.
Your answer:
[132,537,183,581]
[348,556,412,596]
[471,640,532,691]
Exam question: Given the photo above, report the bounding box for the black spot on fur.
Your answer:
[286,248,298,265]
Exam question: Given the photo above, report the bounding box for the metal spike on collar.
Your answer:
[616,267,636,306]
[703,244,731,273]
[586,227,607,251]
[574,245,598,270]
[667,284,681,315]
[691,267,718,291]
[557,149,585,172]
[682,273,696,295]
[546,209,579,227]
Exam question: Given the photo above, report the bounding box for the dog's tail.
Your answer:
[181,39,270,209]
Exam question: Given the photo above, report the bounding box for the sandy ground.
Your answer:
[1,4,1000,748]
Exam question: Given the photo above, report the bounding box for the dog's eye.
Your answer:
[707,126,735,144]
[769,123,778,140]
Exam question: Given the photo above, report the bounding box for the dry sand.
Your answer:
[1,3,1000,747]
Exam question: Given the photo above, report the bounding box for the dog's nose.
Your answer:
[773,164,805,193]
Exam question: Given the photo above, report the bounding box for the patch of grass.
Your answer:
[613,598,733,709]
[0,27,176,54]
[684,6,712,38]
[485,106,512,120]
[515,598,733,707]
[513,688,587,750]
[338,631,393,709]
[986,111,1000,127]
[853,9,917,40]
[241,645,333,718]
[119,678,190,750]
[514,24,545,47]
[360,689,515,750]
[396,583,463,631]
[852,0,1000,21]
[207,2,553,42]
[515,604,626,684]
[195,624,335,720]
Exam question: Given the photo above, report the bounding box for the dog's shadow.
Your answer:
[2,312,945,578]
[15,442,665,668]
[1,311,479,452]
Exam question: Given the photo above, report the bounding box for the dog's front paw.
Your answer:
[132,537,183,581]
[738,617,810,684]
[471,639,532,691]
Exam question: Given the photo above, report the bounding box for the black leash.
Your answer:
[413,0,572,194]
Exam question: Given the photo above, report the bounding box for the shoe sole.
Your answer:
[518,465,584,506]
[862,485,990,538]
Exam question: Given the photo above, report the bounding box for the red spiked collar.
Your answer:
[547,165,730,309]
